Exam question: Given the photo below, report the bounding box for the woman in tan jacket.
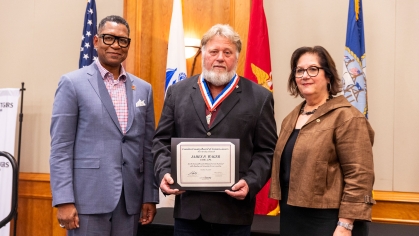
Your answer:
[269,46,375,236]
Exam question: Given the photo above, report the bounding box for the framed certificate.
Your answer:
[170,138,240,191]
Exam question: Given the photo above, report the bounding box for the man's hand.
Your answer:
[140,203,157,225]
[225,179,249,200]
[160,173,185,195]
[57,203,79,230]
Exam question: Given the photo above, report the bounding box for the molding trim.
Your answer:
[15,173,419,230]
[374,190,419,203]
[16,172,65,236]
[19,172,51,199]
[372,190,419,225]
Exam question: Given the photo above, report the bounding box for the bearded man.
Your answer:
[153,24,277,236]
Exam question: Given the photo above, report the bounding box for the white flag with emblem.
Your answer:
[165,0,187,94]
[159,0,187,208]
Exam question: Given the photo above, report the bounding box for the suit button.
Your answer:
[206,132,211,136]
[122,161,126,166]
[122,137,126,143]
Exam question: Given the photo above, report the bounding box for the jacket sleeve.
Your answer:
[241,92,278,199]
[336,116,375,221]
[49,76,78,207]
[142,85,159,203]
[152,85,176,186]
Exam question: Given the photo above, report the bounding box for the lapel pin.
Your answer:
[132,85,136,90]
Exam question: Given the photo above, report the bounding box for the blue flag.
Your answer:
[342,0,368,118]
[79,0,98,68]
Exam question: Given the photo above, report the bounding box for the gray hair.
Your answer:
[201,24,241,56]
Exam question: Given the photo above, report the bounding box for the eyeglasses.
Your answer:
[295,66,323,78]
[98,34,131,48]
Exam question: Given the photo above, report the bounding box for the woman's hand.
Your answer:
[333,226,352,236]
[333,218,354,236]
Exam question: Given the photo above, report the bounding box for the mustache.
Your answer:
[212,64,227,69]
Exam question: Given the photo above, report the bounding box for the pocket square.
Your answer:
[136,99,146,107]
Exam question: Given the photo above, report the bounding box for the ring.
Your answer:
[59,224,65,228]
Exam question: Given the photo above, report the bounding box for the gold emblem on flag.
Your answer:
[251,63,273,92]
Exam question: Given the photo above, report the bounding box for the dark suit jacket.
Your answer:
[153,75,277,225]
[50,63,158,215]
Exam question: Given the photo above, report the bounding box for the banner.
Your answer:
[244,0,278,215]
[0,88,20,236]
[342,0,368,118]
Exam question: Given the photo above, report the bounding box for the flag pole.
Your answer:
[12,82,25,236]
[17,83,25,175]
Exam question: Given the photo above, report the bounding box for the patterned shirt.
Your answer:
[95,60,128,134]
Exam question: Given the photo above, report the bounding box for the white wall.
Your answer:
[265,0,419,192]
[0,0,418,193]
[393,0,419,192]
[0,0,123,173]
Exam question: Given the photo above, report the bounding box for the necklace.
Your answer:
[300,96,333,115]
[300,107,317,115]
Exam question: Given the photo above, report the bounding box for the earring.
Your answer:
[327,83,331,92]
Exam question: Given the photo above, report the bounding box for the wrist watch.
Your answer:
[337,221,354,231]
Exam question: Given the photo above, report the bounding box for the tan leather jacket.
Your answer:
[269,96,375,221]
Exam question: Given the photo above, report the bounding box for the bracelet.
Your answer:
[337,221,353,231]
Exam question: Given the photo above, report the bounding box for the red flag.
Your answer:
[244,0,278,215]
[244,0,273,91]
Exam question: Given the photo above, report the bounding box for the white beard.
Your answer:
[202,67,236,86]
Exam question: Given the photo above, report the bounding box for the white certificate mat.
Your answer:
[170,138,239,191]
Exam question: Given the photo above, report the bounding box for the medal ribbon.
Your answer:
[198,74,240,113]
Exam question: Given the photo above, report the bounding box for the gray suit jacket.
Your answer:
[153,75,277,225]
[50,63,158,215]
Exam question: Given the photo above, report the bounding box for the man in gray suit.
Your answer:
[153,24,278,235]
[50,15,158,236]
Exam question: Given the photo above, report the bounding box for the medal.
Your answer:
[198,74,240,125]
[206,113,212,125]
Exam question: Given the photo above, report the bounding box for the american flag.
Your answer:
[79,0,98,68]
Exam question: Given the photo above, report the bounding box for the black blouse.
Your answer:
[280,129,300,188]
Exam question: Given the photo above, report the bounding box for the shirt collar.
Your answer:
[95,59,127,82]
